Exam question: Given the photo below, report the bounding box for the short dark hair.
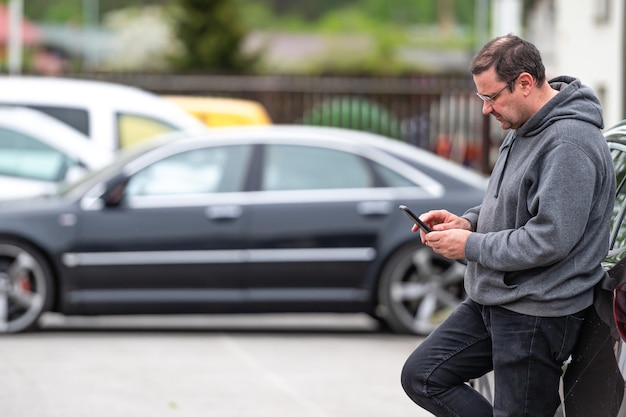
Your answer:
[469,34,546,86]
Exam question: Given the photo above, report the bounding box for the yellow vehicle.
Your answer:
[163,95,272,127]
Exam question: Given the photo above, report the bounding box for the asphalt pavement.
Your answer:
[0,313,435,417]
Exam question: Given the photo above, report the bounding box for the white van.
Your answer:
[0,106,113,200]
[0,76,208,152]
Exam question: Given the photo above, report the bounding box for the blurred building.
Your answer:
[525,0,624,127]
[488,0,623,127]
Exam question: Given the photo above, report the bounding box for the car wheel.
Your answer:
[377,244,466,335]
[0,240,53,334]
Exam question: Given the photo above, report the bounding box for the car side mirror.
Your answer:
[102,175,130,207]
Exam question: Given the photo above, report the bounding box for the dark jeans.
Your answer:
[400,298,586,417]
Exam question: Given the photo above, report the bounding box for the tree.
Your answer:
[168,0,257,73]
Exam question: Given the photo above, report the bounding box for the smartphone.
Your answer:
[398,205,432,233]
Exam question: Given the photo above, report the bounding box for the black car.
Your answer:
[0,125,487,334]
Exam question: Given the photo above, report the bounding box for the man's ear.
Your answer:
[517,72,534,95]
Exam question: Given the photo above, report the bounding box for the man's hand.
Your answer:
[423,229,471,260]
[410,210,472,260]
[410,210,472,234]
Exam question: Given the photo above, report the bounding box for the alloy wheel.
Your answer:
[378,245,466,334]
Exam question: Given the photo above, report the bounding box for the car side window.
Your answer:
[23,105,90,137]
[262,144,372,191]
[117,113,179,149]
[125,145,251,196]
[0,126,78,182]
[373,163,417,187]
[605,143,626,268]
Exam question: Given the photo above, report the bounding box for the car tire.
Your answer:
[377,244,466,335]
[0,240,54,334]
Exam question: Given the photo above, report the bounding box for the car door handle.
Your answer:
[356,201,393,216]
[205,205,243,220]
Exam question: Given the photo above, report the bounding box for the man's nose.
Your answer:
[482,101,493,115]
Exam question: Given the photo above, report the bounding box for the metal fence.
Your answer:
[69,73,496,173]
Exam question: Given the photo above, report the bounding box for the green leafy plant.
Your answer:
[301,96,403,139]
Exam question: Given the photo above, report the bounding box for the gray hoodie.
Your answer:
[462,76,616,317]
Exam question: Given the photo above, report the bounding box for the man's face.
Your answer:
[473,67,522,130]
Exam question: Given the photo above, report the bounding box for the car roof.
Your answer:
[604,122,626,141]
[163,95,272,126]
[201,125,488,187]
[0,76,206,130]
[0,76,170,107]
[0,106,113,169]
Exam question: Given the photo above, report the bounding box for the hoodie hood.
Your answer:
[517,75,604,137]
[492,76,604,198]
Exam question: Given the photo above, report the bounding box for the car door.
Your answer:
[66,143,254,313]
[243,142,416,310]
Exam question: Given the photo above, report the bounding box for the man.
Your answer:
[400,34,615,417]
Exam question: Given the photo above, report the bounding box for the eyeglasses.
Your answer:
[475,75,519,105]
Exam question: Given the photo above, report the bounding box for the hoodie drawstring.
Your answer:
[494,134,517,198]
